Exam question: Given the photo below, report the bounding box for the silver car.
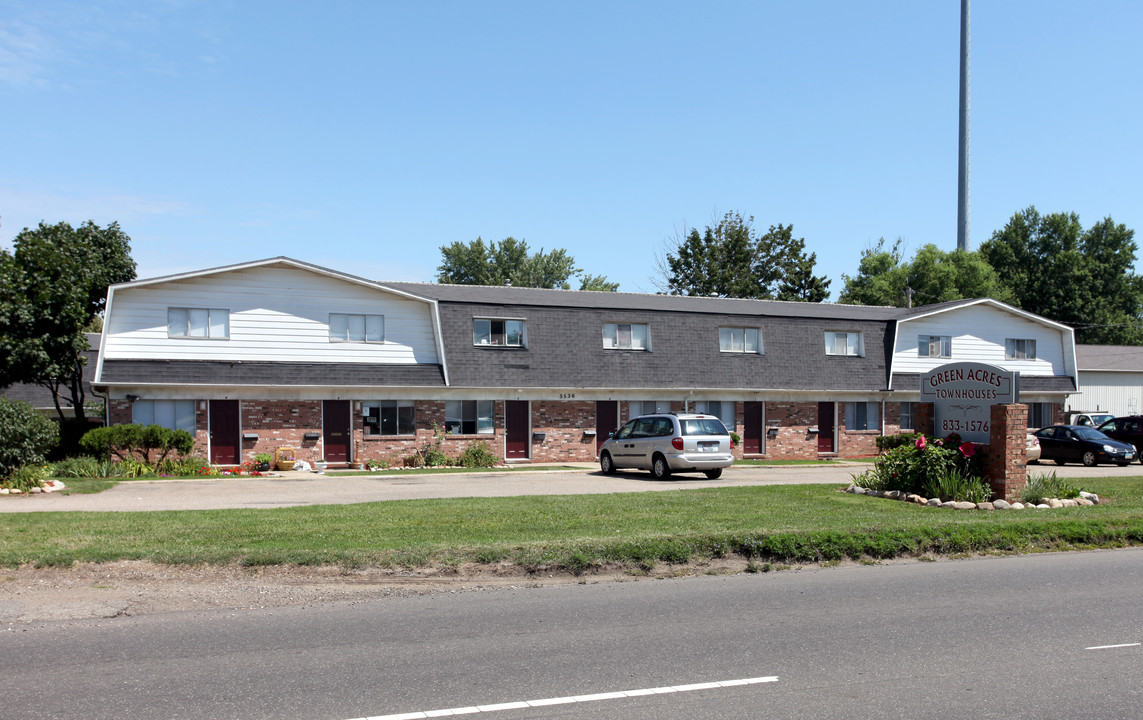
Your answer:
[598,413,734,479]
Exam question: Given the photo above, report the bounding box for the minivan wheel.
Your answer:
[651,454,671,480]
[600,451,616,475]
[1082,451,1097,467]
[704,468,723,479]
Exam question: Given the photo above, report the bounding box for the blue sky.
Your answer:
[2,1,1140,298]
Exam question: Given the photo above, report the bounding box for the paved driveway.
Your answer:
[0,463,867,513]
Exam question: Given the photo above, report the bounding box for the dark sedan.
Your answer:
[1096,416,1143,465]
[1032,425,1136,467]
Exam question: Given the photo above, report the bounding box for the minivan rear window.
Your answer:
[680,419,729,436]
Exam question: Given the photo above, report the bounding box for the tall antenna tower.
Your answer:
[957,0,971,251]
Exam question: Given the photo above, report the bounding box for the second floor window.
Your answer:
[474,318,524,347]
[168,307,229,339]
[719,327,762,354]
[825,331,862,356]
[1006,338,1036,360]
[919,335,952,358]
[603,323,648,350]
[329,313,384,343]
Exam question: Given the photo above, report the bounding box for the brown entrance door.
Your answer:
[209,400,240,465]
[743,401,764,454]
[505,400,530,459]
[818,402,835,453]
[595,401,619,454]
[323,400,351,463]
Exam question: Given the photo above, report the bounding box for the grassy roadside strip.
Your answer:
[3,478,1141,572]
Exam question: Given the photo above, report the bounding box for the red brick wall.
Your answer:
[985,403,1028,501]
[530,400,598,462]
[759,402,820,460]
[242,400,323,464]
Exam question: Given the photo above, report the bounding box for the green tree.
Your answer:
[437,236,616,290]
[660,212,830,301]
[0,221,136,424]
[979,207,1143,344]
[839,239,1012,307]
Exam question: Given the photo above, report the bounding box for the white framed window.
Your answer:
[825,331,863,356]
[168,308,229,339]
[1005,338,1036,360]
[844,402,880,431]
[363,401,415,436]
[132,399,197,433]
[719,327,762,354]
[695,400,735,429]
[473,318,524,347]
[898,402,914,431]
[330,313,384,343]
[1028,402,1052,428]
[445,400,494,435]
[918,335,952,358]
[603,323,649,350]
[629,400,670,418]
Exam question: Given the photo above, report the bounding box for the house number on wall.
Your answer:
[559,393,576,399]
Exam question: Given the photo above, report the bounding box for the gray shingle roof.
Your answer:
[383,281,904,321]
[1075,344,1143,372]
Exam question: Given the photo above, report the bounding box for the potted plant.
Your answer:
[254,453,273,472]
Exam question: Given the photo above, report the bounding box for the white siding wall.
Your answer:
[1070,371,1143,417]
[105,266,439,364]
[893,304,1066,377]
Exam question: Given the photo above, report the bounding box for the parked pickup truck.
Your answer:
[1068,412,1114,428]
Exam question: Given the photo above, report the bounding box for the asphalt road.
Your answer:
[3,460,1138,513]
[5,549,1141,720]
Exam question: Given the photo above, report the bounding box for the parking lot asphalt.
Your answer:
[1,460,1137,513]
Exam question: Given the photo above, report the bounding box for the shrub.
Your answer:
[417,422,450,467]
[254,452,274,465]
[156,456,211,476]
[366,457,389,470]
[1021,472,1082,505]
[51,456,113,478]
[876,432,922,452]
[919,467,991,504]
[855,433,986,501]
[0,397,60,478]
[3,464,47,492]
[457,441,500,468]
[80,424,195,467]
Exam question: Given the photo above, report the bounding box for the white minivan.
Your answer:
[598,413,734,479]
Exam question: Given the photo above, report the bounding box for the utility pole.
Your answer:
[957,0,971,251]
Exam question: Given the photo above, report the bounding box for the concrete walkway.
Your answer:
[0,463,867,513]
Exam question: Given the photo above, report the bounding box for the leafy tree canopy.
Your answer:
[0,220,136,423]
[838,238,1013,307]
[436,236,617,291]
[659,212,830,301]
[978,206,1143,345]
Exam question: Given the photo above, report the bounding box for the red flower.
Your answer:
[959,441,976,458]
[915,435,927,450]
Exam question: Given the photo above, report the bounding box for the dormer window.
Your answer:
[825,331,863,356]
[603,323,649,350]
[919,335,952,358]
[474,318,524,347]
[168,307,229,339]
[719,327,762,354]
[329,313,384,343]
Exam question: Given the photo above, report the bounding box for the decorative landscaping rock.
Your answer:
[845,486,1098,512]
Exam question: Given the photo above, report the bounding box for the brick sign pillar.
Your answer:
[984,403,1028,501]
[915,403,935,437]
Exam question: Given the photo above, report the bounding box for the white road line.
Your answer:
[353,675,779,720]
[1085,642,1140,650]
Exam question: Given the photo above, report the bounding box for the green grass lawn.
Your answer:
[4,477,1142,572]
